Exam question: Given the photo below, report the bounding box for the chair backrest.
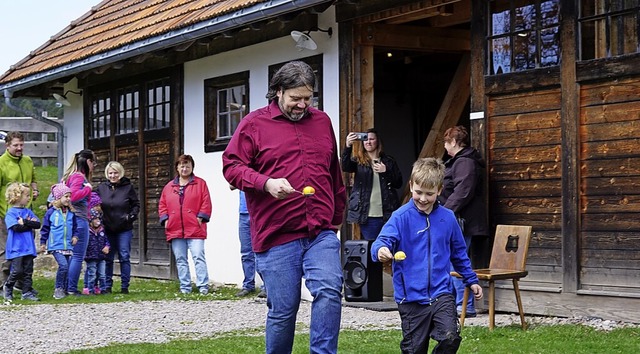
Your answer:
[488,225,533,271]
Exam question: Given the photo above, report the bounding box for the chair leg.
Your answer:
[488,281,495,330]
[460,287,470,327]
[512,279,527,330]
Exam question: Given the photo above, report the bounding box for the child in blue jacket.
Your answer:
[3,182,41,301]
[371,158,483,353]
[40,183,78,300]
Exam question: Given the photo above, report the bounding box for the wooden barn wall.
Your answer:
[91,141,173,279]
[579,78,640,296]
[487,88,563,291]
[142,141,173,267]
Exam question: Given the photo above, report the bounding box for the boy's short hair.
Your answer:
[5,182,29,205]
[410,158,445,190]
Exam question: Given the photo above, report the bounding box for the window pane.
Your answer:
[488,0,560,74]
[144,79,171,131]
[541,26,560,66]
[541,0,560,27]
[610,13,639,55]
[218,90,229,113]
[491,1,511,36]
[230,111,242,134]
[218,113,230,138]
[515,2,536,32]
[491,37,512,74]
[514,31,537,71]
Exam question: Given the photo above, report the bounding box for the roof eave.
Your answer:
[1,0,333,97]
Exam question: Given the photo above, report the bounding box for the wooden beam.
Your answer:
[429,0,471,27]
[401,53,471,201]
[559,0,580,294]
[360,45,375,130]
[384,8,441,25]
[359,23,470,52]
[337,0,456,23]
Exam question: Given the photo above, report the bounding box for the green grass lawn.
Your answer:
[7,274,240,305]
[33,165,58,221]
[67,325,640,354]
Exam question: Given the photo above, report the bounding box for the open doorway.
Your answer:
[373,49,470,190]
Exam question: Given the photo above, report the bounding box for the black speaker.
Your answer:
[342,240,383,302]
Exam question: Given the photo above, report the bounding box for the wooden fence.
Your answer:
[0,117,61,167]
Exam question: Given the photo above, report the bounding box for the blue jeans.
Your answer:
[105,230,132,290]
[171,238,209,293]
[239,213,262,291]
[451,234,475,314]
[256,230,343,354]
[359,217,385,241]
[67,218,89,293]
[51,252,71,290]
[84,260,106,292]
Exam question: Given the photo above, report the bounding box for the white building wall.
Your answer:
[59,10,340,293]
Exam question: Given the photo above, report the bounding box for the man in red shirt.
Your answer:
[223,61,346,354]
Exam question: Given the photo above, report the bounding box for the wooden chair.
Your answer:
[452,224,533,330]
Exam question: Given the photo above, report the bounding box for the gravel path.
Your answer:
[0,297,636,353]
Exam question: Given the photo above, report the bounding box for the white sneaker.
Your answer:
[53,288,66,299]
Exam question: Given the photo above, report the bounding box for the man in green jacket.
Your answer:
[0,131,39,288]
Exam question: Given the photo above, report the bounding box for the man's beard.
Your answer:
[279,99,307,121]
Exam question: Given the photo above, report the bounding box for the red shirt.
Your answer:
[223,100,346,252]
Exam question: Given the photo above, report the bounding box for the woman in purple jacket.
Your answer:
[158,155,212,295]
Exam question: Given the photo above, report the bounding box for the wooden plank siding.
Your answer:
[487,89,563,290]
[143,140,173,265]
[579,78,640,295]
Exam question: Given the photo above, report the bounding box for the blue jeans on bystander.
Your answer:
[51,252,71,290]
[105,230,132,290]
[171,238,209,293]
[451,233,475,315]
[67,218,89,294]
[84,260,106,293]
[359,217,385,241]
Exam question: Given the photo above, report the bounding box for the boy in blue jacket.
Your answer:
[371,157,483,353]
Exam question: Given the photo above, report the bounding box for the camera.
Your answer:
[356,132,368,141]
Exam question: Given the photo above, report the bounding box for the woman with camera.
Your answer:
[341,129,402,240]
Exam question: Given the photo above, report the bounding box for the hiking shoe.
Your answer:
[14,285,38,296]
[21,291,40,301]
[3,286,13,301]
[53,288,66,299]
[257,289,267,298]
[235,289,254,297]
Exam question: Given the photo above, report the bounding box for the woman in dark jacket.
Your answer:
[439,125,488,317]
[96,161,140,294]
[341,128,402,240]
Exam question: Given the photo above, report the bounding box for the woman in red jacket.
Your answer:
[159,155,212,294]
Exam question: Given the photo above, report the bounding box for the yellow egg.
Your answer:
[302,186,315,196]
[394,251,406,261]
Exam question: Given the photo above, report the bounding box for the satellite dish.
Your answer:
[52,93,71,107]
[290,30,317,51]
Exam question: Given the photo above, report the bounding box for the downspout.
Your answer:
[4,89,64,181]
